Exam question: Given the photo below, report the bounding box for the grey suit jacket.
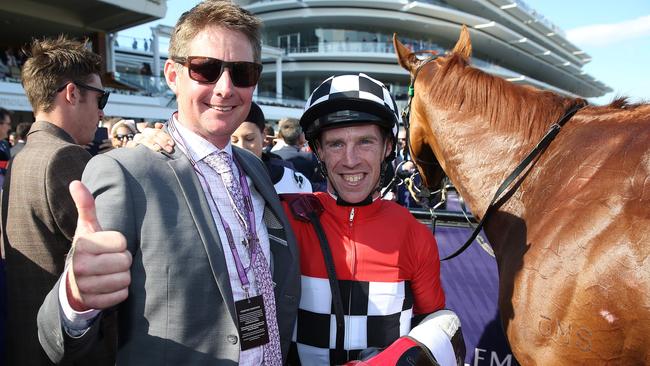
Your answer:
[10,140,25,157]
[2,121,115,366]
[37,143,300,365]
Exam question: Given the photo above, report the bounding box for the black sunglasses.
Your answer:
[172,56,262,87]
[56,81,110,110]
[115,133,134,141]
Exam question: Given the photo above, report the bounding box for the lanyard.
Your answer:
[167,119,261,296]
[215,158,261,297]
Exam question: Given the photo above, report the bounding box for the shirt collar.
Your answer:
[171,113,233,162]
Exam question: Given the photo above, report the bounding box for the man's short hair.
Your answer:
[169,0,262,62]
[21,36,101,113]
[15,122,32,140]
[278,117,302,146]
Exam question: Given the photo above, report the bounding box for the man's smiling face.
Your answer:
[165,25,256,148]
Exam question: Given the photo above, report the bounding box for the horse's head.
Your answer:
[392,26,473,192]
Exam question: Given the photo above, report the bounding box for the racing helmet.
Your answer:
[299,73,401,162]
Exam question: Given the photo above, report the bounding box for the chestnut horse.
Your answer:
[394,27,650,365]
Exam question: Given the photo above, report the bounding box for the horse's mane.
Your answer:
[425,54,584,140]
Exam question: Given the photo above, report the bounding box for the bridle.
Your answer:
[399,53,587,261]
[382,54,442,207]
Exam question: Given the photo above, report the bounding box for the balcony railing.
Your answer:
[256,0,451,7]
[113,34,169,54]
[255,91,307,108]
[281,41,446,55]
[113,72,173,97]
[512,0,566,37]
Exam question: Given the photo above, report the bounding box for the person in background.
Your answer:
[10,122,32,157]
[272,117,325,191]
[0,108,12,185]
[231,102,312,193]
[0,56,9,77]
[270,118,287,152]
[263,123,275,153]
[391,128,420,207]
[140,62,152,76]
[110,119,137,148]
[1,35,113,366]
[37,1,300,364]
[283,73,465,365]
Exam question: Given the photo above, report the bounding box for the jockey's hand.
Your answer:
[409,310,465,366]
[343,310,465,366]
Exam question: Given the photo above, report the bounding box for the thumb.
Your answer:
[69,180,102,234]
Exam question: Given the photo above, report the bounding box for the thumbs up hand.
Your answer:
[66,180,132,311]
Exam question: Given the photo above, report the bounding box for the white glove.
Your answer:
[408,310,463,366]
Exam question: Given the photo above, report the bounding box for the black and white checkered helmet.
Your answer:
[299,73,401,143]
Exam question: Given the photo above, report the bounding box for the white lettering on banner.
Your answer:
[474,348,485,365]
[473,348,513,366]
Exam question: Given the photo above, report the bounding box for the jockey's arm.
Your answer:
[343,309,465,366]
[349,224,465,366]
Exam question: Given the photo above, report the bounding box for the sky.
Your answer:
[120,0,650,105]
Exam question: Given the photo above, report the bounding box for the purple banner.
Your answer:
[434,224,519,366]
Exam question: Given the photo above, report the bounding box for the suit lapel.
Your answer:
[167,151,237,324]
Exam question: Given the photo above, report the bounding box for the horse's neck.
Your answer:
[435,111,530,221]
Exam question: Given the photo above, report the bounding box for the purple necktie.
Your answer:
[204,151,282,366]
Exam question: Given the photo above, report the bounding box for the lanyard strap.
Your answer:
[168,120,261,293]
[216,158,261,294]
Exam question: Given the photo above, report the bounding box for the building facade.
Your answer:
[238,0,611,110]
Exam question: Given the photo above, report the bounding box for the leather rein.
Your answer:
[401,55,587,261]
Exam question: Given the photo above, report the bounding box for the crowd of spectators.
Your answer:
[0,47,27,80]
[0,105,423,206]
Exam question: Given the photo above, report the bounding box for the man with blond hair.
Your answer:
[38,1,300,365]
[2,36,112,366]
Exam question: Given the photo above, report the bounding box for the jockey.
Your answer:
[282,73,465,366]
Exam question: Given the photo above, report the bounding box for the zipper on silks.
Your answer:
[346,207,356,352]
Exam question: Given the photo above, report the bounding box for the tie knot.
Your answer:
[205,151,233,175]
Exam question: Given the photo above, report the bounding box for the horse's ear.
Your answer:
[393,33,418,74]
[452,25,472,61]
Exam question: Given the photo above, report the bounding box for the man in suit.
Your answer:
[10,122,32,157]
[1,37,113,365]
[37,1,300,365]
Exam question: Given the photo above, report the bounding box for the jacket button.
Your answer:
[227,335,238,344]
